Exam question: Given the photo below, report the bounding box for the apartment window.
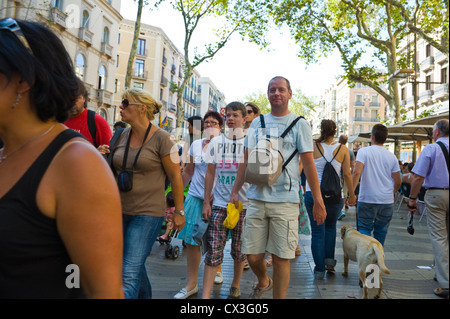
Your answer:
[82,10,89,28]
[98,65,106,90]
[133,82,144,89]
[135,59,145,77]
[75,53,86,80]
[401,87,406,101]
[425,75,431,90]
[52,0,63,10]
[356,94,362,102]
[355,109,362,120]
[103,27,110,43]
[441,67,448,84]
[371,109,379,120]
[137,39,146,56]
[425,44,431,57]
[116,55,119,67]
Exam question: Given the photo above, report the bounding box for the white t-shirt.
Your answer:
[356,145,400,204]
[205,135,249,209]
[186,139,209,200]
[245,113,313,203]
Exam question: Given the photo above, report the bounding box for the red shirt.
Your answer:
[65,108,112,147]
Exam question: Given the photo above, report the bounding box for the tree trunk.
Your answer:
[125,0,144,89]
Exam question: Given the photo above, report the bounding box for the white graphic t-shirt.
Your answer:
[205,135,249,209]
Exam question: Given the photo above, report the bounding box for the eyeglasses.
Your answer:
[121,99,141,108]
[0,18,34,56]
[204,121,219,126]
[247,109,253,114]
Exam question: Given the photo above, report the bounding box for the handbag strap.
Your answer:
[122,122,152,171]
[436,141,449,173]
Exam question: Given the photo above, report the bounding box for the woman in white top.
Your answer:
[175,111,223,299]
[304,120,356,279]
[402,162,415,184]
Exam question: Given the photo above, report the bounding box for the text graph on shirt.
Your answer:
[170,126,285,166]
[65,264,80,289]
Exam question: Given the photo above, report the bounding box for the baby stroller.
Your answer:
[159,228,180,259]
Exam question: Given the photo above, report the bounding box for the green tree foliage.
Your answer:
[244,89,317,119]
[155,0,269,138]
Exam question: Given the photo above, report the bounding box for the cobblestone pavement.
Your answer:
[145,203,443,299]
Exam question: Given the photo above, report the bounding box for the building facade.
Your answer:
[198,77,226,116]
[2,0,123,125]
[314,77,387,141]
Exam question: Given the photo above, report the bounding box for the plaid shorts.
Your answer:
[204,206,246,267]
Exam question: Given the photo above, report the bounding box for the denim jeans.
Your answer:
[357,202,393,246]
[122,214,164,299]
[304,191,343,275]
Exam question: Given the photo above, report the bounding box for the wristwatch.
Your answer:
[409,197,417,201]
[174,209,185,216]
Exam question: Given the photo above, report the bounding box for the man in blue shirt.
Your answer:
[409,119,449,298]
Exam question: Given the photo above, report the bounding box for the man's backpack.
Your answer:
[245,114,303,189]
[87,109,97,147]
[317,143,342,204]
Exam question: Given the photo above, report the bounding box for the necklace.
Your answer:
[0,124,56,163]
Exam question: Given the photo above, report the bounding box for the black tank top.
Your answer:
[0,130,85,298]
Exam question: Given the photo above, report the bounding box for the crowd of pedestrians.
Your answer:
[0,19,448,300]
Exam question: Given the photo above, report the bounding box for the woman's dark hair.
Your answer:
[188,115,204,132]
[75,77,88,108]
[204,110,224,127]
[407,162,415,172]
[0,20,79,122]
[245,102,260,116]
[166,191,175,207]
[317,119,337,143]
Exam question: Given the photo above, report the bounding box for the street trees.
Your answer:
[156,0,268,138]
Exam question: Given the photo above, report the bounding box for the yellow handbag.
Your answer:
[224,201,243,229]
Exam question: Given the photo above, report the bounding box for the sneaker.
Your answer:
[249,277,273,299]
[338,211,346,220]
[174,285,198,299]
[243,260,250,270]
[228,287,241,299]
[214,271,223,284]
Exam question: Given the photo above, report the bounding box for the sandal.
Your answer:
[434,288,449,298]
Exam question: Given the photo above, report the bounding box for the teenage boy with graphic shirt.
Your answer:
[202,102,249,299]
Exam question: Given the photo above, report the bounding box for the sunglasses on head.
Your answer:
[121,99,141,107]
[0,18,34,56]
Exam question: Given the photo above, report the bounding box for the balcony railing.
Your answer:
[133,69,148,80]
[49,7,68,29]
[435,51,448,64]
[369,102,380,107]
[78,27,94,46]
[354,101,364,107]
[419,90,433,102]
[420,56,435,72]
[160,76,168,87]
[434,83,449,99]
[97,89,113,106]
[100,42,113,58]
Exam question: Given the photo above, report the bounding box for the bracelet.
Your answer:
[409,197,417,201]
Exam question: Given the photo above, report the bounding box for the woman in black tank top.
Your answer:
[0,19,123,298]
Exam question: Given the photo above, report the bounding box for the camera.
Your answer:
[407,214,415,235]
[117,170,133,192]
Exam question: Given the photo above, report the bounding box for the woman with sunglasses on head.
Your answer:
[244,102,260,130]
[174,110,223,299]
[110,88,185,299]
[0,19,123,298]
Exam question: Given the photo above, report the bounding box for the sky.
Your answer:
[119,0,345,103]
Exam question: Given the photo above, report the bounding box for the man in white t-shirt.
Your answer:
[202,102,249,299]
[352,124,401,246]
[230,77,326,299]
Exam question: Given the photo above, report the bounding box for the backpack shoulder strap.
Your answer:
[436,141,449,172]
[87,109,97,147]
[280,116,304,138]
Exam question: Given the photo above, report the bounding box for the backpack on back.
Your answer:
[317,143,342,204]
[245,114,303,188]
